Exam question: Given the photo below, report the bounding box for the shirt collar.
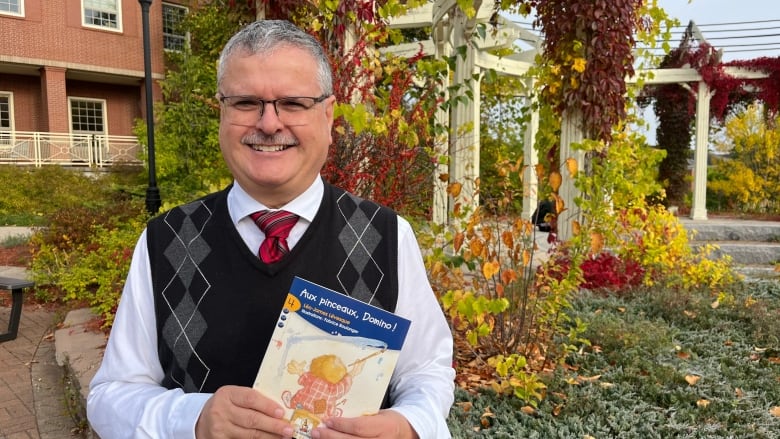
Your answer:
[228,177,324,226]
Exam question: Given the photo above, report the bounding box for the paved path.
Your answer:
[0,304,80,438]
[1,225,83,438]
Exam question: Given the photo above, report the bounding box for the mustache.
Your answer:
[241,133,298,146]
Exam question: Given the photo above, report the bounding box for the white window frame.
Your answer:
[81,0,123,33]
[162,2,188,51]
[68,97,108,135]
[0,92,14,146]
[0,0,24,17]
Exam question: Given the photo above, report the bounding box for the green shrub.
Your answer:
[0,165,146,226]
[29,197,147,326]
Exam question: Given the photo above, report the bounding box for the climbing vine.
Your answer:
[527,0,653,143]
[707,56,780,120]
[641,30,780,208]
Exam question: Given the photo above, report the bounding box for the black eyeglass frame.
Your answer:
[217,94,331,119]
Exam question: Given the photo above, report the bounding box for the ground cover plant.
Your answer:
[447,279,780,437]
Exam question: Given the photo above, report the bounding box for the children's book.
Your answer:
[252,276,411,439]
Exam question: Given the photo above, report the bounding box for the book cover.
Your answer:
[252,276,411,439]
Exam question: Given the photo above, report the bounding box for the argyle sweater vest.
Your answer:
[146,183,398,394]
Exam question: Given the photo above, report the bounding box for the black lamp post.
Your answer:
[139,0,161,214]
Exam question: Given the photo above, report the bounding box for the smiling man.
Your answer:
[86,20,455,439]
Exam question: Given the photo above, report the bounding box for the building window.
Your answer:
[83,0,122,31]
[70,98,106,134]
[0,94,13,145]
[163,2,187,51]
[0,0,23,17]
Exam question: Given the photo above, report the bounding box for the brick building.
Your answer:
[0,0,188,165]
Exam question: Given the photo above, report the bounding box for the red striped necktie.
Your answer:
[250,210,299,263]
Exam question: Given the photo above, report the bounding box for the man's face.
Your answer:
[218,45,335,208]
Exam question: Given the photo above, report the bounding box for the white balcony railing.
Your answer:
[0,131,144,167]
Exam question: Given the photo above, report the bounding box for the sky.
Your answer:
[508,0,780,61]
[655,0,780,62]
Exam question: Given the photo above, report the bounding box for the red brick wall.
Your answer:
[0,75,42,132]
[0,0,186,136]
[3,0,165,77]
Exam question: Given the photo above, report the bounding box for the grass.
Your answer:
[447,280,780,438]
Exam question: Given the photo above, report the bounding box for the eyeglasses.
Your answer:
[218,94,330,126]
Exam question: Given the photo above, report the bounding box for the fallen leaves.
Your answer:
[566,374,603,385]
[520,405,536,415]
[685,374,701,386]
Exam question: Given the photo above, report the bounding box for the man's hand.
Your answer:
[196,385,294,438]
[310,410,418,439]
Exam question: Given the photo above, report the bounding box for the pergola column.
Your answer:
[448,6,480,218]
[558,109,585,241]
[690,81,711,220]
[522,77,539,221]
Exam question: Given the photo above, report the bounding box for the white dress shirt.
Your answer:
[87,177,455,438]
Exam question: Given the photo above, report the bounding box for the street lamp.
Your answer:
[139,0,161,214]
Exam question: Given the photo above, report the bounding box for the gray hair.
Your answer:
[217,20,333,96]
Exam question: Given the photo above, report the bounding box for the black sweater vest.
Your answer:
[146,183,398,393]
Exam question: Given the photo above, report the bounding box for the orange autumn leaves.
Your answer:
[443,155,610,293]
[448,209,534,298]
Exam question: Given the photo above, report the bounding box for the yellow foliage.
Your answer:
[571,57,587,73]
[549,171,562,192]
[710,104,780,213]
[612,205,737,291]
[448,182,462,198]
[535,163,546,181]
[482,260,500,279]
[565,157,578,177]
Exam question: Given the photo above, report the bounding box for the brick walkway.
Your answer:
[0,304,78,438]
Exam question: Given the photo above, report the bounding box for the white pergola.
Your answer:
[386,3,771,239]
[386,0,541,225]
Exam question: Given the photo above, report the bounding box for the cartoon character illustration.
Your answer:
[282,354,365,417]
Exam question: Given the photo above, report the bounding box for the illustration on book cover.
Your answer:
[253,276,411,439]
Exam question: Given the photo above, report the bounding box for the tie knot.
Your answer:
[250,210,299,263]
[250,210,299,238]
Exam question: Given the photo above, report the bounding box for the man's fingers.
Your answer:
[226,386,286,418]
[198,386,294,438]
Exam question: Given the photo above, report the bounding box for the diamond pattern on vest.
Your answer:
[336,192,385,306]
[160,201,213,392]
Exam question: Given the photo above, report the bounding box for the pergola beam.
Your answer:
[630,67,768,84]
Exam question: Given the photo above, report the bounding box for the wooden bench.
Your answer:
[0,276,34,343]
